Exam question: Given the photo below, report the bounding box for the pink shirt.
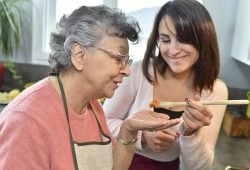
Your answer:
[0,78,112,169]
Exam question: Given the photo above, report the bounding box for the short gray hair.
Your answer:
[48,5,141,72]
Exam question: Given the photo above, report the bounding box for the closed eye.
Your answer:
[161,39,171,43]
[110,54,122,62]
[159,35,171,44]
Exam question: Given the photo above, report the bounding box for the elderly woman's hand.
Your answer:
[182,94,213,136]
[119,110,181,140]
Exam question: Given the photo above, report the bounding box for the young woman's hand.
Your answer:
[182,94,213,136]
[142,128,179,152]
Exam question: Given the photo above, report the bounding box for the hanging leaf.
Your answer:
[0,0,28,57]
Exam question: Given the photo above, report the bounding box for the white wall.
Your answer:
[204,0,250,90]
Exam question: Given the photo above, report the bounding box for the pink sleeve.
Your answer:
[0,112,50,170]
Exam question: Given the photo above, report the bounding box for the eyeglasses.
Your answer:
[96,47,133,69]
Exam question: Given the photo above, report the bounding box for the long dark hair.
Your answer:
[142,0,219,91]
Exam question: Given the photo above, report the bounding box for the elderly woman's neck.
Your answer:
[49,72,91,115]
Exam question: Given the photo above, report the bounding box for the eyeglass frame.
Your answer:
[95,47,133,69]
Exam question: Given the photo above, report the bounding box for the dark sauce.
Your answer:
[154,107,183,119]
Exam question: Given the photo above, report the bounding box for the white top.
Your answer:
[103,60,228,170]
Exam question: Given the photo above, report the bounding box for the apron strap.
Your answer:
[57,75,79,170]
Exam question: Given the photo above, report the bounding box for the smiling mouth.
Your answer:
[167,55,186,59]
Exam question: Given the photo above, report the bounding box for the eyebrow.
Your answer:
[159,33,177,39]
[98,48,127,58]
[159,33,169,37]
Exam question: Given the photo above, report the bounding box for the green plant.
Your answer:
[0,0,28,56]
[0,0,29,89]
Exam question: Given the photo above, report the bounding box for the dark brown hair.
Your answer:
[142,0,219,91]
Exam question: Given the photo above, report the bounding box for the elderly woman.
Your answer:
[0,5,181,170]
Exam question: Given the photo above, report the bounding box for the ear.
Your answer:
[71,43,85,71]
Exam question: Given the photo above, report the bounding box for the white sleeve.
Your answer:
[180,79,228,170]
[103,62,141,139]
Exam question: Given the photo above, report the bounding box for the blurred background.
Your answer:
[0,0,249,169]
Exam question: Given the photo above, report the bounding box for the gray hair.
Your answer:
[48,5,141,72]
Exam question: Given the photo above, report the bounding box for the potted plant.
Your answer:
[0,0,28,88]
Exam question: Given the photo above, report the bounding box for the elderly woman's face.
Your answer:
[158,16,199,75]
[84,35,131,98]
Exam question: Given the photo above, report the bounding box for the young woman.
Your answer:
[103,0,228,169]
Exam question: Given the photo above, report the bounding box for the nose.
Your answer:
[169,40,180,56]
[121,64,131,77]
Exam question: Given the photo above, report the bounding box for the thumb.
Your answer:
[193,93,201,101]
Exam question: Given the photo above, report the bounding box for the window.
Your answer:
[32,0,202,65]
[32,0,56,65]
[32,0,104,65]
[117,0,167,61]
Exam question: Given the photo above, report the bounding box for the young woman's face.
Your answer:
[158,16,199,75]
[83,35,131,98]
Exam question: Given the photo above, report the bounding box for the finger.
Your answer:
[161,128,179,137]
[193,93,201,101]
[183,110,200,129]
[183,111,195,125]
[187,110,210,126]
[146,119,181,132]
[186,99,204,112]
[187,103,213,120]
[155,141,174,152]
[186,100,211,119]
[183,108,211,129]
[140,120,174,131]
[158,118,181,130]
[203,107,213,119]
[151,137,174,152]
[186,106,205,121]
[152,112,170,120]
[157,131,177,141]
[192,107,212,123]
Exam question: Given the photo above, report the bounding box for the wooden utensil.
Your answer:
[149,99,249,109]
